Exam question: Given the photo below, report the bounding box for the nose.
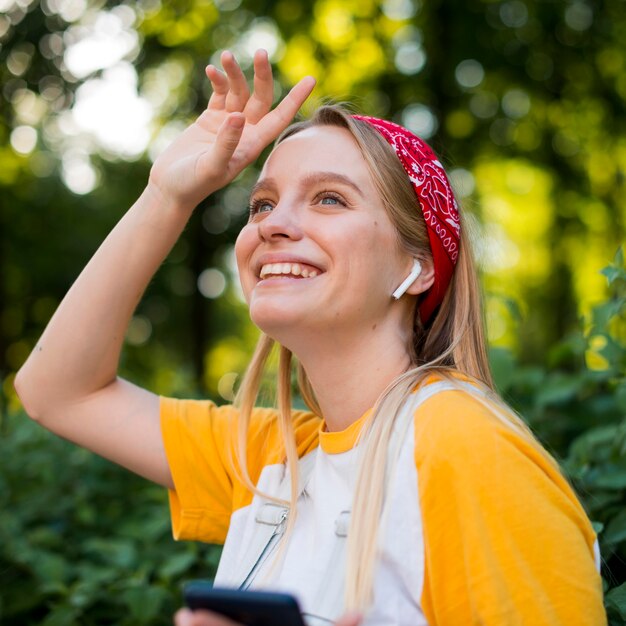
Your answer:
[257,203,303,242]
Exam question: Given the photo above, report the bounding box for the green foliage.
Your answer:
[1,0,625,393]
[0,416,221,625]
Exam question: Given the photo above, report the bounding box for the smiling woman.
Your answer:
[14,49,606,626]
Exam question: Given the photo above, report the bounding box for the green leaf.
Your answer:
[69,580,102,609]
[158,550,197,580]
[84,538,138,569]
[29,551,72,585]
[600,247,626,286]
[119,586,169,623]
[603,509,626,546]
[591,301,625,332]
[590,469,626,490]
[601,266,622,285]
[489,347,516,392]
[40,606,81,626]
[535,374,580,407]
[606,582,626,619]
[616,382,626,414]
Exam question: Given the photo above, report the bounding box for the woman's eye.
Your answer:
[317,193,345,207]
[249,200,274,216]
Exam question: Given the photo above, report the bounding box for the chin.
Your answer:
[248,298,308,337]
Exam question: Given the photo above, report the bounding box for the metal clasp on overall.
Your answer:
[239,503,289,590]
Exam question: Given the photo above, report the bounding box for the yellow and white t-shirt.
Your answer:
[160,382,606,625]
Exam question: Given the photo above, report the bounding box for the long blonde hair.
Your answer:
[232,105,551,610]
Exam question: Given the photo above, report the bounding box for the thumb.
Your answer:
[174,608,193,626]
[210,113,246,169]
[334,611,363,626]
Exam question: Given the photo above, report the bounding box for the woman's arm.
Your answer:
[14,50,315,489]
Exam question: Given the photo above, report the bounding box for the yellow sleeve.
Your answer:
[160,397,320,544]
[414,390,606,626]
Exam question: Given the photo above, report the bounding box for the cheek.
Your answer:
[346,220,402,280]
[234,227,256,294]
[234,225,254,266]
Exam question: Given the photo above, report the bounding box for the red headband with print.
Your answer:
[353,115,461,324]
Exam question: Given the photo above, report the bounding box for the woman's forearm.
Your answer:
[15,183,194,422]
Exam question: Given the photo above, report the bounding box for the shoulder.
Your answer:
[410,382,593,537]
[410,382,577,512]
[412,383,541,468]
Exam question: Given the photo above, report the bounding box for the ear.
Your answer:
[405,256,435,296]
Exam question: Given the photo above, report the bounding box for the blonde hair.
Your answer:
[232,105,553,610]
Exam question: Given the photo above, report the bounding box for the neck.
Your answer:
[290,319,413,431]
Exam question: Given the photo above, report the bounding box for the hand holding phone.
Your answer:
[182,582,307,626]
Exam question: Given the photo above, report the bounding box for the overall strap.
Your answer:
[237,450,318,590]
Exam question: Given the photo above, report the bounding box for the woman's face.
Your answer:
[235,125,413,342]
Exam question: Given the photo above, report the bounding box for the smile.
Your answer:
[259,262,320,279]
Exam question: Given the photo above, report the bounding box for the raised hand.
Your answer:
[149,49,316,211]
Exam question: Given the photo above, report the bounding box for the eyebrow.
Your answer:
[250,171,365,199]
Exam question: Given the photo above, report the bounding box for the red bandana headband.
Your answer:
[353,115,461,324]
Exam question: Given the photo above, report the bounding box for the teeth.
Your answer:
[259,263,319,279]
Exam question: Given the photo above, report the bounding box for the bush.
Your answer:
[0,420,221,625]
[1,249,624,624]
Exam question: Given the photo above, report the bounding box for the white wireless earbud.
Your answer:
[392,259,422,300]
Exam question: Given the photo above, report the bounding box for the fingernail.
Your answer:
[230,115,245,129]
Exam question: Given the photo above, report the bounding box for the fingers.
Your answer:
[206,50,314,126]
[206,52,250,113]
[198,112,245,175]
[174,608,194,626]
[174,608,241,626]
[222,51,250,112]
[205,64,229,110]
[335,611,363,626]
[243,49,275,124]
[253,75,316,145]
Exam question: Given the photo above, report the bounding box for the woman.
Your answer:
[15,49,605,625]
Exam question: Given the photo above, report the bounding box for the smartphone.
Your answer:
[183,582,307,626]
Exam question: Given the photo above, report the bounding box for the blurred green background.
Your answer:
[1,0,625,623]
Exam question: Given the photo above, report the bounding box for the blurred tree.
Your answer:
[0,0,624,405]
